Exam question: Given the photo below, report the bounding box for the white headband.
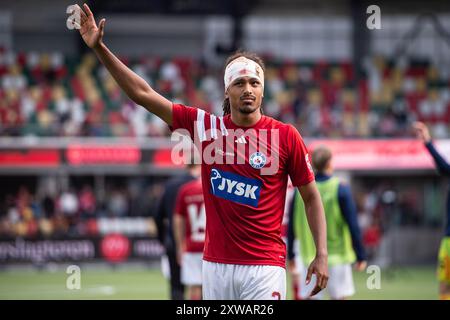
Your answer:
[224,57,264,91]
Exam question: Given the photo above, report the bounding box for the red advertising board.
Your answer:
[0,140,448,171]
[152,148,184,168]
[0,150,60,167]
[67,145,141,165]
[307,139,450,170]
[152,139,450,171]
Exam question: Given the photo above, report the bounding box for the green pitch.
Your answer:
[0,265,438,300]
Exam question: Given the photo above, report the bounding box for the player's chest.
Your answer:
[198,131,286,175]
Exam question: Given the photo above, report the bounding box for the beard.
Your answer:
[238,103,259,114]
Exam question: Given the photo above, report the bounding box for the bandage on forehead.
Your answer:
[224,57,264,91]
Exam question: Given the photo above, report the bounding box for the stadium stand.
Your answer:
[1,49,449,139]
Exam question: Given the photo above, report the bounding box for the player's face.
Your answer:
[226,76,263,115]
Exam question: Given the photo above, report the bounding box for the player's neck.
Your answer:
[230,110,262,127]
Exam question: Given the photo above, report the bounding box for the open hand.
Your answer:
[412,121,431,143]
[306,254,328,297]
[70,3,105,49]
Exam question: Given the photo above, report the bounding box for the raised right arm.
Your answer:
[413,122,450,176]
[72,4,173,125]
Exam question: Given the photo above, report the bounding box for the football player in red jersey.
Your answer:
[174,176,205,300]
[72,3,328,299]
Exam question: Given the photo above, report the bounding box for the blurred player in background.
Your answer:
[71,3,328,300]
[155,162,201,299]
[173,174,205,300]
[288,145,367,299]
[413,122,450,300]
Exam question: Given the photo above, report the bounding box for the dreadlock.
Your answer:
[222,51,266,116]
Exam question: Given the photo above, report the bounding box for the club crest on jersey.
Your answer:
[249,152,267,169]
[210,169,262,207]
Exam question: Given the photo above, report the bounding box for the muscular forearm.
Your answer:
[304,192,327,257]
[93,42,153,106]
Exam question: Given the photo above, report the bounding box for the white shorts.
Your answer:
[202,260,286,300]
[181,252,203,286]
[295,257,355,299]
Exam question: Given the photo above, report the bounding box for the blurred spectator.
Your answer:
[42,195,55,218]
[58,188,79,234]
[0,50,449,139]
[59,189,79,217]
[362,223,382,261]
[0,181,170,238]
[79,185,96,218]
[107,189,129,217]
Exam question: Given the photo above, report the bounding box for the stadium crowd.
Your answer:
[0,177,430,264]
[1,48,449,139]
[0,182,163,239]
[0,48,448,266]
